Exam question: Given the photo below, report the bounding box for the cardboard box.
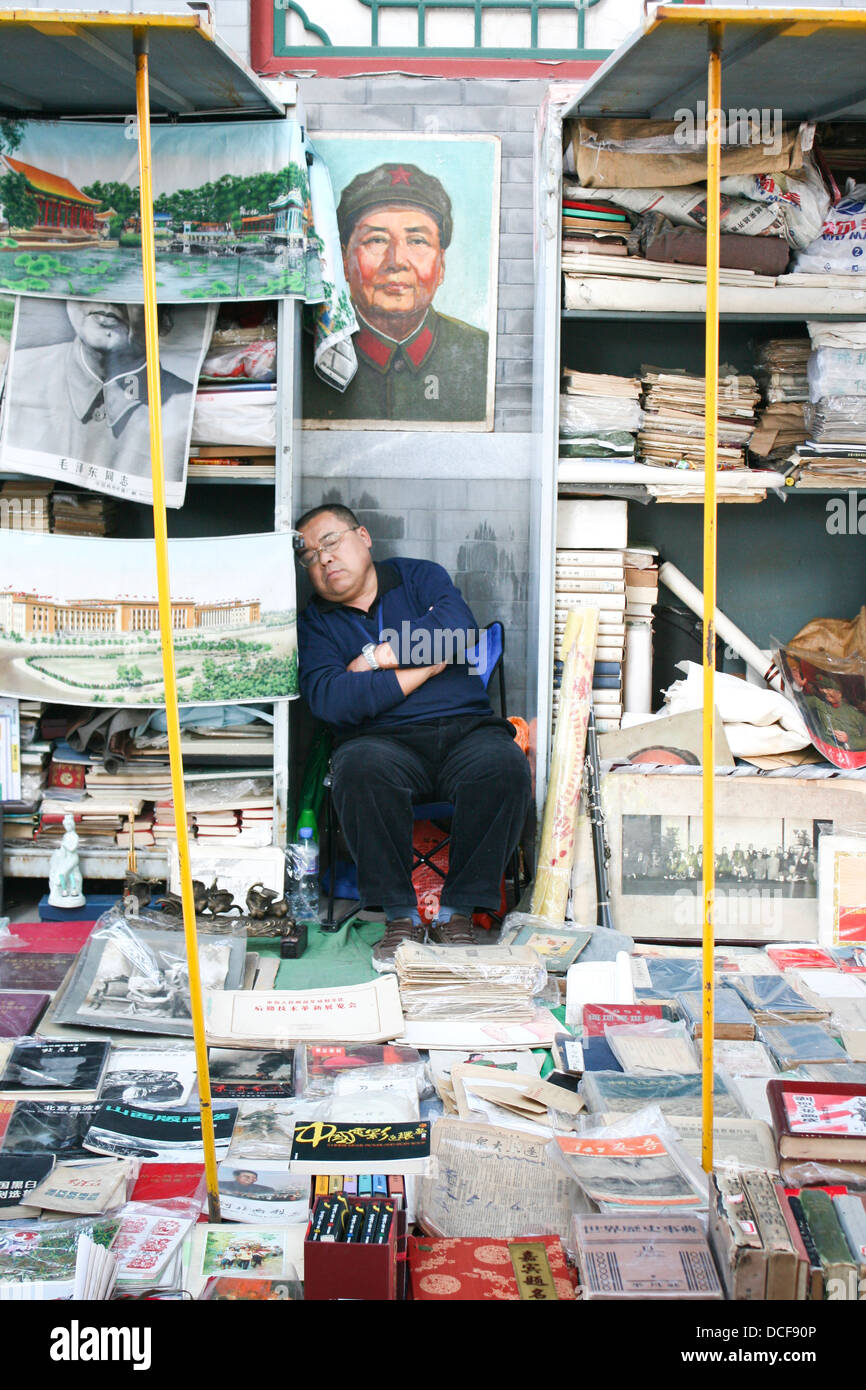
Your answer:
[557,499,627,551]
[303,1196,406,1301]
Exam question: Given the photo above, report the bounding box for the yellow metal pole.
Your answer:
[701,23,723,1175]
[133,30,221,1220]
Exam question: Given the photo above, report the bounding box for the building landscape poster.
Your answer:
[0,297,215,509]
[0,119,326,304]
[0,530,298,706]
[303,132,500,431]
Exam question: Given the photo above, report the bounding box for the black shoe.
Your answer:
[428,913,475,946]
[371,917,426,969]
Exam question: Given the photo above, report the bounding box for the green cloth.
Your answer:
[262,917,386,991]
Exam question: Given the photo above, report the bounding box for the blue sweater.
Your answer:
[297,557,492,734]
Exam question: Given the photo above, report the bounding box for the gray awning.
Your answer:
[0,11,283,118]
[567,5,866,123]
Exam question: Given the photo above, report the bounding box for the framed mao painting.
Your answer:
[303,133,500,431]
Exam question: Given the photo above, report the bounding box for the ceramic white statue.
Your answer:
[48,812,86,908]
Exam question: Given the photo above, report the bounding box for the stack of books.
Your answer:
[553,547,625,732]
[639,368,760,469]
[116,815,156,850]
[52,490,117,536]
[187,446,276,480]
[561,196,629,257]
[35,795,140,845]
[192,809,241,842]
[152,801,192,848]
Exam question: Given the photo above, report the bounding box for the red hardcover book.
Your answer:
[768,1080,866,1161]
[2,921,97,953]
[47,761,86,791]
[766,945,837,972]
[408,1235,576,1301]
[582,1002,665,1038]
[131,1162,207,1214]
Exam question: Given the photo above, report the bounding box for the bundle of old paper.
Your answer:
[639,367,760,469]
[393,942,545,1020]
[447,1062,584,1135]
[429,1049,542,1113]
[417,1119,579,1243]
[204,976,404,1047]
[751,337,809,463]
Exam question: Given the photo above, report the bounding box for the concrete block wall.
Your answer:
[297,75,547,721]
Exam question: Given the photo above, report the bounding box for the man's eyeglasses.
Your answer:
[297,525,360,569]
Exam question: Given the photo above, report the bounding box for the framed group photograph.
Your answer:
[602,772,866,942]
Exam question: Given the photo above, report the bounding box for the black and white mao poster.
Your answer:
[0,296,216,508]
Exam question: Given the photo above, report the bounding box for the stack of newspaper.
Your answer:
[750,338,810,463]
[639,367,760,469]
[393,942,546,1020]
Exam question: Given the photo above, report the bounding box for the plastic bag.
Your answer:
[722,157,830,250]
[331,1061,432,1101]
[563,178,789,238]
[580,1069,742,1119]
[112,1197,201,1287]
[793,184,866,275]
[297,1044,424,1099]
[757,1022,848,1070]
[416,1115,585,1244]
[499,912,635,970]
[559,393,643,436]
[200,340,276,383]
[192,391,275,447]
[550,1104,708,1217]
[51,909,247,1038]
[604,1020,700,1075]
[808,346,866,399]
[776,637,866,770]
[0,1214,121,1294]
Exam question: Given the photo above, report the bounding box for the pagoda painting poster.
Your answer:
[0,119,325,304]
[0,530,298,706]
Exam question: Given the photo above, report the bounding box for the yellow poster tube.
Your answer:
[701,23,723,1174]
[134,30,221,1219]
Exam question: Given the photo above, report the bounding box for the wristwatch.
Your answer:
[361,642,380,670]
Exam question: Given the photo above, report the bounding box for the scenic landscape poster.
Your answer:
[0,119,325,304]
[0,530,298,706]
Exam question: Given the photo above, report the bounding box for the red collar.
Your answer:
[354,312,436,374]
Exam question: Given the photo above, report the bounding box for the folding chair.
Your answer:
[321,620,524,931]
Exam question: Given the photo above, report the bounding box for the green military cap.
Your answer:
[337,163,453,249]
